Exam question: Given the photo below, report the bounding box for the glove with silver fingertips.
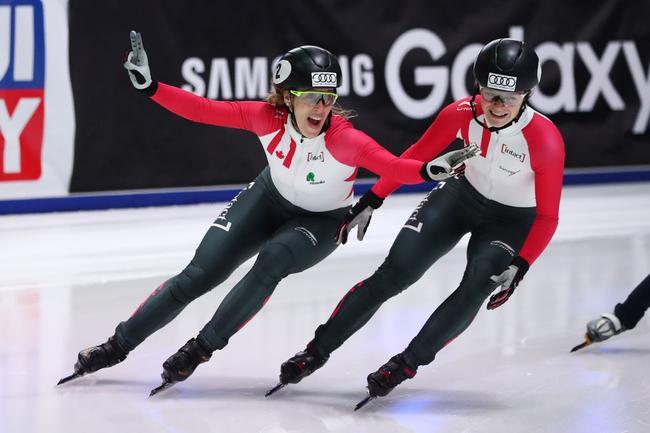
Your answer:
[123,30,156,94]
[486,256,529,310]
[336,190,384,245]
[419,144,480,182]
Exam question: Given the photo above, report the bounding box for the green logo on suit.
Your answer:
[306,172,324,185]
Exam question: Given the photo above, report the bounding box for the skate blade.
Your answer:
[56,371,84,386]
[265,383,286,397]
[570,335,593,353]
[149,380,175,397]
[354,393,376,411]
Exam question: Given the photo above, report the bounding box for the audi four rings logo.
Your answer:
[487,73,517,91]
[311,72,338,87]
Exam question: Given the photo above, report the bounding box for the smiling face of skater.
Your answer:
[283,88,338,138]
[478,87,527,129]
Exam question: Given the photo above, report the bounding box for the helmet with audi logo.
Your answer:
[272,45,342,91]
[473,38,540,93]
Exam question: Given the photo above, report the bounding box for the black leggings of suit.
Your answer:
[614,274,650,329]
[310,177,536,367]
[114,168,347,352]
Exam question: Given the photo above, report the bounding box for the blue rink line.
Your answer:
[2,169,650,215]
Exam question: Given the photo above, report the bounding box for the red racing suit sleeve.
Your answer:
[518,117,566,265]
[149,82,280,135]
[369,101,463,198]
[325,118,426,185]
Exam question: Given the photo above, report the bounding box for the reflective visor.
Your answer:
[289,90,338,107]
[479,87,526,107]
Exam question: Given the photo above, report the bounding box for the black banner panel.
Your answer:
[68,0,650,192]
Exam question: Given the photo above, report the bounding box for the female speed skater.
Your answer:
[270,38,566,410]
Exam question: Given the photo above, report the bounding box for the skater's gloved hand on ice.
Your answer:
[420,144,480,181]
[336,190,384,245]
[123,30,152,90]
[487,256,529,310]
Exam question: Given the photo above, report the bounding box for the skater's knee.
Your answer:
[457,258,504,301]
[366,259,416,302]
[252,242,295,286]
[168,261,216,303]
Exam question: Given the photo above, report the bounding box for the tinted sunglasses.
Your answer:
[479,87,527,107]
[290,90,338,107]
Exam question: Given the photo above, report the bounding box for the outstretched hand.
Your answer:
[123,30,152,90]
[421,144,480,181]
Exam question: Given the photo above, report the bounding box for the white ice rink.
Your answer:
[2,182,650,433]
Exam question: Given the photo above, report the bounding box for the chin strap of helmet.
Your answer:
[470,87,531,133]
[285,93,300,132]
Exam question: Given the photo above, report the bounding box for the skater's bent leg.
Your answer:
[310,219,463,355]
[403,257,508,366]
[313,213,466,356]
[403,223,531,367]
[198,214,341,351]
[311,257,419,355]
[197,242,296,350]
[115,259,238,351]
[114,180,277,351]
[614,273,650,329]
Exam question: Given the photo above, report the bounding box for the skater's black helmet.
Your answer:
[273,45,342,91]
[473,38,540,93]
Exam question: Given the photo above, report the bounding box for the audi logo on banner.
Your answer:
[487,73,517,91]
[311,72,338,87]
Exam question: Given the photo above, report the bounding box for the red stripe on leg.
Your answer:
[329,281,363,319]
[130,283,164,318]
[237,294,273,331]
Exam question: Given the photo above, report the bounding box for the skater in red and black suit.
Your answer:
[274,38,566,407]
[57,32,476,393]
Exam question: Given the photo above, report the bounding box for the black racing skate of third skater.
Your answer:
[570,314,626,353]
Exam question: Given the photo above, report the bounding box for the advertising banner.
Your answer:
[0,0,74,200]
[2,0,648,206]
[67,0,650,193]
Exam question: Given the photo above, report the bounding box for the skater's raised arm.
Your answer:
[123,30,276,134]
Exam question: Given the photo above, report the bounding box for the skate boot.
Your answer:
[265,346,329,396]
[571,313,626,352]
[587,313,626,342]
[57,336,128,385]
[355,354,417,410]
[149,338,212,396]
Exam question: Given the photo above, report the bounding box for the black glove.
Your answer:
[420,144,480,181]
[335,190,384,245]
[486,256,529,310]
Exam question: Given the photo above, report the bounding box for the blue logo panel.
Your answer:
[0,0,45,181]
[0,0,45,89]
